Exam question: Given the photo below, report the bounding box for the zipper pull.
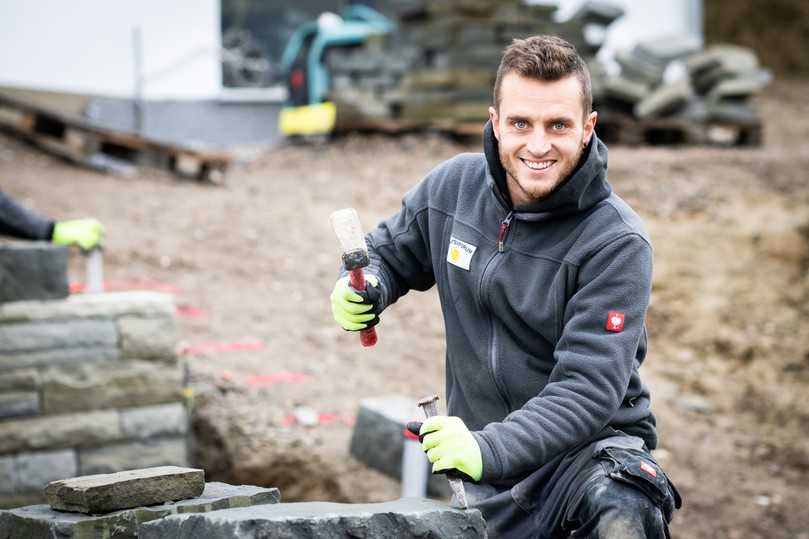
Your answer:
[497,212,513,252]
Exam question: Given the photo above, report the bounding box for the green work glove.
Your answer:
[52,218,104,250]
[416,416,483,482]
[330,274,381,331]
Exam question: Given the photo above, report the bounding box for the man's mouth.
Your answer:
[520,158,554,171]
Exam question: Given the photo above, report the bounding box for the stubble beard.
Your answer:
[500,140,585,206]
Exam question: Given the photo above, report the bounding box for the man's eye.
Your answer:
[553,122,567,130]
[514,120,527,129]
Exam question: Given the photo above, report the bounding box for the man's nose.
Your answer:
[526,129,551,155]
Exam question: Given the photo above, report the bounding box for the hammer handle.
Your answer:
[349,268,377,347]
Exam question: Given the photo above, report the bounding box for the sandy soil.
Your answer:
[2,80,808,538]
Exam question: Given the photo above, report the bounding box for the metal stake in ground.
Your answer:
[417,394,469,509]
[330,207,378,347]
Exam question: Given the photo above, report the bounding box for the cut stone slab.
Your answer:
[0,243,68,303]
[0,482,280,539]
[78,436,188,475]
[0,291,175,324]
[0,390,39,418]
[634,80,693,119]
[0,409,121,454]
[635,34,701,64]
[350,395,451,498]
[139,498,486,539]
[46,466,204,514]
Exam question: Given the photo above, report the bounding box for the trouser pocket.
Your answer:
[596,446,682,522]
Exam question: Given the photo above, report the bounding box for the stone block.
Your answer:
[634,80,693,119]
[350,396,450,498]
[121,403,187,440]
[0,457,16,496]
[79,437,188,475]
[634,34,701,64]
[604,77,649,105]
[0,368,40,391]
[0,391,39,419]
[706,70,771,103]
[0,320,118,370]
[46,466,204,514]
[118,316,177,361]
[15,450,77,493]
[0,291,175,324]
[173,482,280,513]
[0,482,280,538]
[615,49,665,86]
[42,361,181,414]
[0,243,68,303]
[0,410,121,454]
[139,498,486,538]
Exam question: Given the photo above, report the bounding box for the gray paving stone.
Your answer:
[0,410,121,454]
[0,291,175,324]
[350,396,451,498]
[635,34,701,63]
[707,70,771,102]
[0,320,119,370]
[604,77,649,105]
[0,391,39,419]
[46,466,204,514]
[118,316,177,361]
[0,457,16,496]
[41,361,181,414]
[0,368,40,391]
[0,243,69,303]
[121,403,187,440]
[79,437,187,475]
[635,80,693,119]
[14,449,77,494]
[138,498,486,538]
[0,482,279,538]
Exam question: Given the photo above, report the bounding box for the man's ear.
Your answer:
[582,111,597,146]
[488,106,500,140]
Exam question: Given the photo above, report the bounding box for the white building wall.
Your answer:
[0,0,221,99]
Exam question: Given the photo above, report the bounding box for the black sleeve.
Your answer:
[0,190,55,240]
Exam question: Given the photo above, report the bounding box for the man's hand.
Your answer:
[330,274,381,331]
[52,219,104,250]
[410,416,483,482]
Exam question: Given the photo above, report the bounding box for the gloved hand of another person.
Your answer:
[52,218,104,250]
[407,416,483,482]
[330,274,381,331]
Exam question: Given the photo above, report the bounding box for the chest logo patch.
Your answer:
[606,311,625,332]
[447,236,477,271]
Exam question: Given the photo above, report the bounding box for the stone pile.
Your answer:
[0,466,484,539]
[0,466,281,539]
[0,243,187,509]
[325,0,769,145]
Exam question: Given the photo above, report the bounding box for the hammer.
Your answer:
[418,394,469,509]
[329,208,377,347]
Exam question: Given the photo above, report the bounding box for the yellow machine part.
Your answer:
[279,102,337,136]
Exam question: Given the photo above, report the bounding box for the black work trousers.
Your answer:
[467,434,681,539]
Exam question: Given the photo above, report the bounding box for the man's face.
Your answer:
[490,73,597,208]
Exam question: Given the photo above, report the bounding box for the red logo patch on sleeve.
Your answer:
[640,461,658,478]
[606,311,625,332]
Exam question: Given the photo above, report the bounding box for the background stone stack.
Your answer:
[0,246,186,508]
[327,0,561,133]
[325,0,769,146]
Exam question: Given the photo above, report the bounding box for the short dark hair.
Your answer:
[493,35,592,118]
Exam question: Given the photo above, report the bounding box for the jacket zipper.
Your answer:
[480,211,514,414]
[497,212,514,252]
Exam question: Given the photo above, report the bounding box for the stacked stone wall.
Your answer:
[0,291,186,508]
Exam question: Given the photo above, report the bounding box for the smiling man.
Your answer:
[331,35,680,538]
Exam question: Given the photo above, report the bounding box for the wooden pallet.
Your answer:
[0,93,231,184]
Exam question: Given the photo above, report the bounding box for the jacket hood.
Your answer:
[483,119,612,218]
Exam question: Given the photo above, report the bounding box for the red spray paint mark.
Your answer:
[282,412,355,427]
[243,371,312,386]
[176,306,208,318]
[180,340,266,356]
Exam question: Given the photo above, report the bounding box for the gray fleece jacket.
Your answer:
[363,123,657,486]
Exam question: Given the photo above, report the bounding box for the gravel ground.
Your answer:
[2,79,808,538]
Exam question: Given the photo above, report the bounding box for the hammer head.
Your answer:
[330,208,368,268]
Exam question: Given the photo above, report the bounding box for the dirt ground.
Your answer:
[2,79,808,538]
